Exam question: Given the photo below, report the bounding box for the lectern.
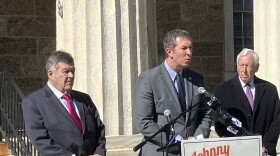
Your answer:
[180,135,262,156]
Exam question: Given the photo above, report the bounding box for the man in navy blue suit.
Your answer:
[214,48,280,156]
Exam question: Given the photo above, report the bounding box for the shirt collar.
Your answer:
[164,60,183,82]
[47,81,65,99]
[238,76,255,88]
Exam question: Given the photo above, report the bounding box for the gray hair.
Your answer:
[163,29,192,50]
[46,50,74,72]
[236,48,259,66]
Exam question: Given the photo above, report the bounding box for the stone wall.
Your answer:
[0,0,56,94]
[156,0,224,92]
[0,0,224,94]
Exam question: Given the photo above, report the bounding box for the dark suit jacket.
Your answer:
[134,63,212,156]
[214,75,280,155]
[22,85,106,156]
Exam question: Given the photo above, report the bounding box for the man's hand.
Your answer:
[187,136,193,140]
[182,136,193,140]
[90,154,102,156]
[262,146,268,156]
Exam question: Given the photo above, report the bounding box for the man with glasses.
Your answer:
[214,48,280,156]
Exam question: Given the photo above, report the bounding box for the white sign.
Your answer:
[181,135,262,156]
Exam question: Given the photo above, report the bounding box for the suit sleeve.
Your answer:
[193,102,213,138]
[86,94,106,155]
[262,90,280,154]
[134,73,165,146]
[22,97,73,156]
[214,85,236,137]
[193,77,213,138]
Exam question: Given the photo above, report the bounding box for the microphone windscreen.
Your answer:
[164,109,171,117]
[198,87,206,94]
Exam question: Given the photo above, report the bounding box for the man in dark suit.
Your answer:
[214,48,280,156]
[134,29,212,156]
[22,51,106,156]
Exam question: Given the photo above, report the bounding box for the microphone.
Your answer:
[198,87,218,102]
[197,87,242,135]
[164,109,175,135]
[198,87,220,109]
[164,109,172,123]
[164,109,177,146]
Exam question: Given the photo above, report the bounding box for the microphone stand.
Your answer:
[210,98,253,136]
[199,87,253,136]
[133,102,200,155]
[165,129,177,156]
[220,112,253,136]
[132,122,172,152]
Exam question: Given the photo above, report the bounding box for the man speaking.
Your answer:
[134,29,212,156]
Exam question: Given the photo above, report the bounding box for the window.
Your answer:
[223,0,253,80]
[233,0,253,62]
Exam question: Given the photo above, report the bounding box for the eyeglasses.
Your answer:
[238,64,254,70]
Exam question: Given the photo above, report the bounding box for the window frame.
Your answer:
[223,0,253,81]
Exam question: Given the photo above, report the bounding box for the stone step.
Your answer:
[106,134,142,156]
[0,142,12,156]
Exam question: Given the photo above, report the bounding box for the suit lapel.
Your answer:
[183,71,192,109]
[183,69,200,109]
[182,69,202,126]
[254,77,265,112]
[44,86,76,126]
[231,76,253,112]
[159,64,182,113]
[44,85,85,133]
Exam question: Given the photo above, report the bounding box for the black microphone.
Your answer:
[198,87,218,102]
[164,109,175,134]
[197,87,242,135]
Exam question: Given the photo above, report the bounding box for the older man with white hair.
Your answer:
[214,48,280,156]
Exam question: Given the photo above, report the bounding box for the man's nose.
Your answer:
[186,49,192,55]
[68,72,74,77]
[242,66,248,73]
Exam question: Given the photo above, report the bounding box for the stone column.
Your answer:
[254,0,280,90]
[223,0,236,81]
[56,0,157,139]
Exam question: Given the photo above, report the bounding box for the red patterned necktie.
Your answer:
[245,84,254,110]
[62,94,83,133]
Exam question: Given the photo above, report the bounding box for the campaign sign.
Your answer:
[181,135,262,156]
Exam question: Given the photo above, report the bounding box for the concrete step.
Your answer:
[0,142,12,156]
[106,134,142,156]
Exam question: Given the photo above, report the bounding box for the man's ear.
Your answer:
[166,48,173,58]
[255,64,260,72]
[48,70,54,79]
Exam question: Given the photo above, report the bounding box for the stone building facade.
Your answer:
[157,0,224,91]
[0,0,223,94]
[0,0,56,94]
